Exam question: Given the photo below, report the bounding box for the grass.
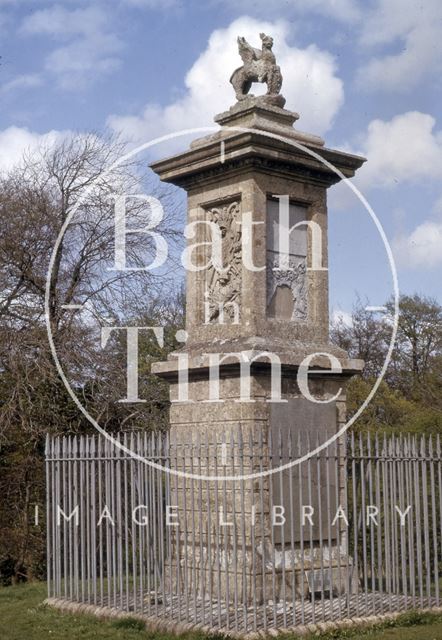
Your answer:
[2,582,442,639]
[303,610,442,639]
[0,582,202,640]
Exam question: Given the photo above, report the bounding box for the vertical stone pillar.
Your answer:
[151,99,365,605]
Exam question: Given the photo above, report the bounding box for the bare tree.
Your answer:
[331,297,391,379]
[0,132,185,583]
[386,294,442,382]
[384,294,442,405]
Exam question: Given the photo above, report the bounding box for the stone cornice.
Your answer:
[150,130,366,192]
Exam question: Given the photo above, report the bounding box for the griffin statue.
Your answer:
[230,33,285,107]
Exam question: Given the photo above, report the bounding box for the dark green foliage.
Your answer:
[346,377,442,435]
[332,294,442,436]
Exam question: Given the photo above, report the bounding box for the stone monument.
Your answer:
[151,34,365,606]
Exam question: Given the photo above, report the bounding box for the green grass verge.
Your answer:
[2,582,442,640]
[0,582,208,640]
[294,610,442,639]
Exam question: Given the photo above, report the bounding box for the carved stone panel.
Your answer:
[205,201,242,324]
[266,198,308,321]
[267,254,307,321]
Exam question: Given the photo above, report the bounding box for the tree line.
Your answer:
[0,134,184,584]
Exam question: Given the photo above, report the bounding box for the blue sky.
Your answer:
[0,0,441,317]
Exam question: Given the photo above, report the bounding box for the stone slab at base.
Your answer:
[45,596,442,639]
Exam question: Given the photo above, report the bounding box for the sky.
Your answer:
[0,0,441,318]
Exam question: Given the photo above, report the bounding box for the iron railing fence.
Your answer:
[46,430,442,634]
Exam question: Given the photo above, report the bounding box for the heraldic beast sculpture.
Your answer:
[230,33,285,107]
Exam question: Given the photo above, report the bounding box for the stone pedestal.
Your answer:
[151,98,365,605]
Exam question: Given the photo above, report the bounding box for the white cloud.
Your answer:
[0,73,43,94]
[121,0,179,7]
[107,16,344,143]
[0,126,67,173]
[218,0,361,24]
[357,0,442,92]
[20,5,123,89]
[21,4,107,37]
[352,111,442,191]
[432,196,442,216]
[45,33,122,89]
[393,221,442,270]
[329,111,442,211]
[330,110,442,271]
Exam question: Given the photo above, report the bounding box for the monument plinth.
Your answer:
[150,34,365,605]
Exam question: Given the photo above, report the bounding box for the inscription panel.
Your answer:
[270,398,339,544]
